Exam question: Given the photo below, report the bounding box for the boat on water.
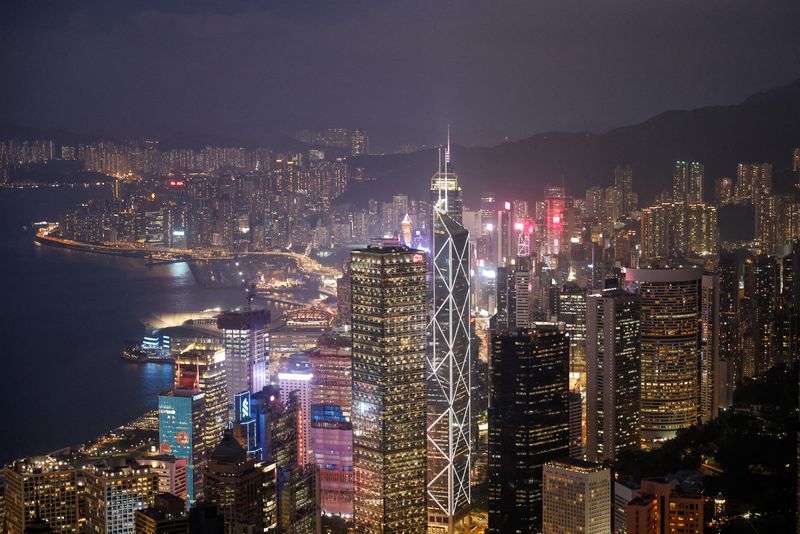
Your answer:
[121,345,175,364]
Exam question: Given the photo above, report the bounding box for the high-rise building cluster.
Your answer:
[6,139,800,534]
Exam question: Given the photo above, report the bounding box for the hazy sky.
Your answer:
[2,0,800,150]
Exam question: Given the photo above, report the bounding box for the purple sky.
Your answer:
[2,0,800,150]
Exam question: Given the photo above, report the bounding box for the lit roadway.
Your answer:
[36,224,342,278]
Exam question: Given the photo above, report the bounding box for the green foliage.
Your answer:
[616,363,798,520]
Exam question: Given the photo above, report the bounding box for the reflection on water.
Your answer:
[0,188,248,464]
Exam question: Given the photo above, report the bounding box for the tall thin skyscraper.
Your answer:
[175,347,228,455]
[673,160,703,203]
[351,242,428,533]
[428,137,472,532]
[614,163,635,215]
[159,389,206,503]
[626,267,703,445]
[488,324,570,532]
[586,287,641,462]
[217,307,270,407]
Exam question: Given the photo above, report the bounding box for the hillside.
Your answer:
[341,77,800,206]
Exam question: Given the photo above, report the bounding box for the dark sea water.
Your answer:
[0,187,247,464]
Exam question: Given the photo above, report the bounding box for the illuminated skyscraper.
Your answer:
[701,273,722,422]
[428,138,472,532]
[673,161,703,203]
[4,457,80,534]
[217,307,270,407]
[614,163,635,215]
[350,242,428,533]
[159,389,206,503]
[83,458,157,534]
[626,267,703,445]
[204,433,268,533]
[496,256,534,331]
[308,333,354,517]
[557,282,587,374]
[541,459,612,534]
[718,252,741,397]
[488,325,570,532]
[279,353,314,466]
[586,287,641,462]
[640,201,717,259]
[175,347,228,454]
[544,186,567,260]
[743,254,778,376]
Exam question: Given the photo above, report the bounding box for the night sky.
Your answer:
[2,0,800,150]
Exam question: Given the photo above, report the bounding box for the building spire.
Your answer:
[445,125,451,172]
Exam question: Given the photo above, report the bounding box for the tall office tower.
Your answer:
[544,186,567,259]
[480,192,497,236]
[715,177,734,206]
[137,456,189,501]
[614,163,634,215]
[541,459,612,534]
[391,194,409,231]
[586,288,641,462]
[428,140,472,533]
[626,268,703,445]
[308,333,354,517]
[278,353,314,466]
[743,254,778,376]
[350,242,428,533]
[217,307,270,406]
[270,309,333,381]
[4,457,80,534]
[496,204,514,264]
[310,404,354,518]
[175,347,228,454]
[272,392,321,534]
[350,129,369,156]
[159,389,206,503]
[557,282,587,373]
[495,257,531,331]
[400,213,413,245]
[83,458,157,534]
[308,333,353,416]
[204,433,268,533]
[701,273,722,422]
[488,325,570,532]
[568,387,584,460]
[232,390,262,459]
[718,253,741,395]
[336,261,352,326]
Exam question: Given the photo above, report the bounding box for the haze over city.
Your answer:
[3,1,800,148]
[1,2,800,534]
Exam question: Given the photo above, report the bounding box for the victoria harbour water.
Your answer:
[0,187,248,464]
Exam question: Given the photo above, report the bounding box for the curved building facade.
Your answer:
[626,267,703,445]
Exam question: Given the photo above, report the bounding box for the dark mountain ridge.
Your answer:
[341,77,800,207]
